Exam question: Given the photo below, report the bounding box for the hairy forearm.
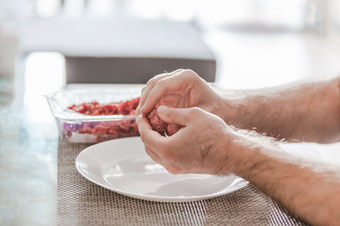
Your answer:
[231,136,340,225]
[219,77,340,143]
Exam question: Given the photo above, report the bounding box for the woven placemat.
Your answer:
[57,140,308,226]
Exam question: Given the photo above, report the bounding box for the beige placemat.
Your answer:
[57,140,308,226]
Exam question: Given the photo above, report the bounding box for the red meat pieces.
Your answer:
[68,97,140,116]
[65,97,140,139]
[147,108,168,136]
[68,97,170,138]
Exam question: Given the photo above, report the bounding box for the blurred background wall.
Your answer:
[1,0,336,31]
[1,0,333,31]
[0,0,339,92]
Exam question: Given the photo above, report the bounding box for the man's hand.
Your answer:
[136,69,225,127]
[136,71,340,225]
[136,106,241,175]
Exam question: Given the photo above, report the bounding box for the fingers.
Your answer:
[141,69,196,115]
[135,86,146,115]
[138,69,184,115]
[157,106,190,126]
[136,114,167,166]
[136,114,165,147]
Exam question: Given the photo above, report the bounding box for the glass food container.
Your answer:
[46,87,140,143]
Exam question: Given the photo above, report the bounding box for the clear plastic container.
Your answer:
[46,87,140,143]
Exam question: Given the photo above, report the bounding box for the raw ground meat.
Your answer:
[68,97,140,116]
[65,97,140,141]
[147,108,168,136]
[66,97,168,141]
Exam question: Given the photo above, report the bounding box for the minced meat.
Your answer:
[147,108,168,136]
[65,97,140,141]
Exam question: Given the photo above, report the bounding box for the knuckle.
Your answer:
[183,69,196,77]
[141,86,146,94]
[154,79,164,88]
[183,69,198,80]
[146,78,157,87]
[183,69,193,74]
[173,68,184,73]
[147,73,166,86]
[155,78,170,89]
[189,107,202,116]
[152,79,168,93]
[182,69,202,81]
[153,72,170,81]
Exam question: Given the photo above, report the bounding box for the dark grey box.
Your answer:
[65,56,216,84]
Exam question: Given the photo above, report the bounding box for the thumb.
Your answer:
[157,106,189,126]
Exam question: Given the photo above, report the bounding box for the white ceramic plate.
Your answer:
[75,137,248,202]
